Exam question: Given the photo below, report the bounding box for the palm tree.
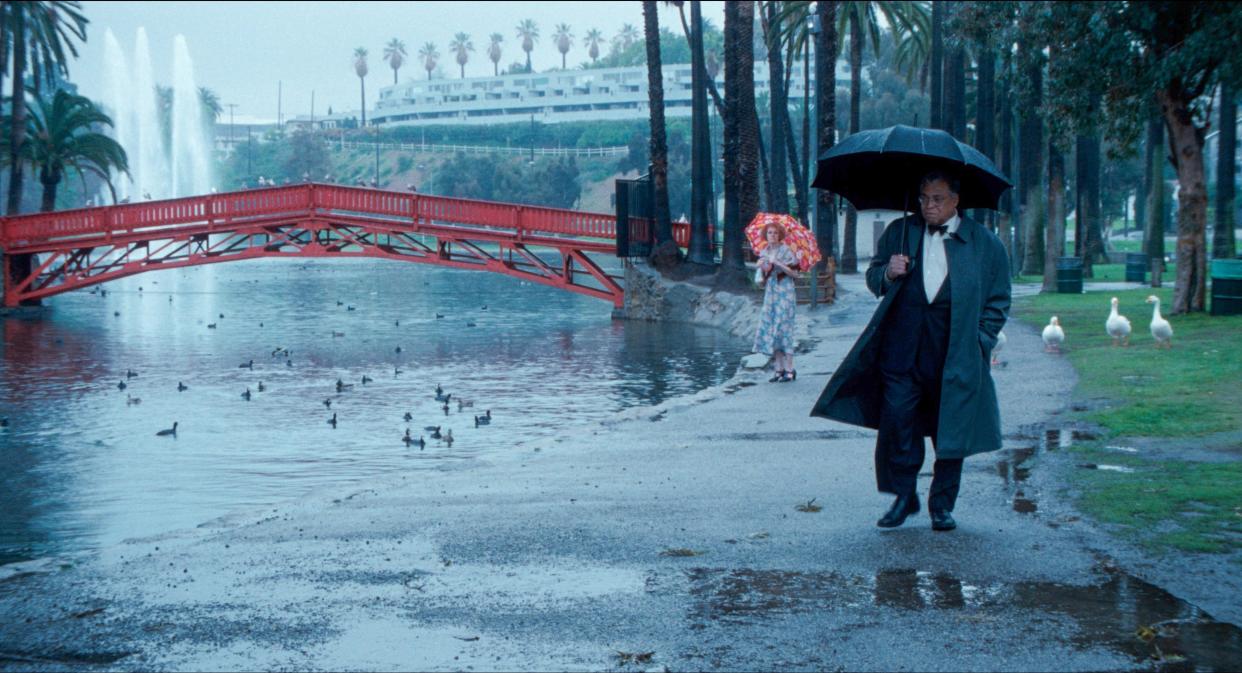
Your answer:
[353,47,368,126]
[584,28,604,64]
[837,1,927,273]
[19,90,128,211]
[615,22,640,52]
[418,42,440,80]
[384,38,407,84]
[449,32,474,79]
[720,0,759,285]
[487,33,504,75]
[198,87,222,123]
[4,1,89,216]
[553,23,573,70]
[893,11,932,91]
[641,1,677,269]
[516,19,539,73]
[761,1,789,217]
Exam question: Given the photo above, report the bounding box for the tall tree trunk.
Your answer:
[1074,134,1086,259]
[40,168,61,213]
[976,47,996,231]
[719,0,758,285]
[689,0,713,264]
[948,44,967,141]
[930,1,944,131]
[785,111,807,223]
[841,11,863,274]
[1018,37,1044,276]
[998,63,1015,269]
[1144,111,1166,288]
[8,19,28,216]
[1215,77,1237,259]
[643,0,678,268]
[1043,140,1065,293]
[393,67,398,85]
[359,77,367,127]
[1135,134,1148,243]
[1158,86,1209,314]
[763,1,788,215]
[815,0,838,273]
[757,118,771,212]
[1081,132,1105,274]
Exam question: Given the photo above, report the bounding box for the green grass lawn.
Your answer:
[1012,287,1242,558]
[1014,286,1242,437]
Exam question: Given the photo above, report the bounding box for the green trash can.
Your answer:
[1210,259,1242,316]
[1125,253,1148,283]
[1056,257,1083,294]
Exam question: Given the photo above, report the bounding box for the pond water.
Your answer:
[0,259,748,566]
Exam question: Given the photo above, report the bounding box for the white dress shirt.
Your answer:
[922,212,959,303]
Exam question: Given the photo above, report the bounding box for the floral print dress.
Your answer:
[752,243,798,355]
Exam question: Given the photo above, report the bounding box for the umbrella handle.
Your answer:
[901,194,916,273]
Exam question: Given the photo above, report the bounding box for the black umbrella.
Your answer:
[812,125,1012,212]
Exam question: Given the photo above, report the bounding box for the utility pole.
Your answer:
[278,80,283,132]
[225,103,239,152]
[247,125,253,183]
[311,90,315,127]
[808,13,821,310]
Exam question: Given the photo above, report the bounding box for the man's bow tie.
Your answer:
[927,223,949,236]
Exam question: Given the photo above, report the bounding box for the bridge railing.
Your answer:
[1,183,692,250]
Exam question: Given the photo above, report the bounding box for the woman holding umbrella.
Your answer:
[752,219,802,383]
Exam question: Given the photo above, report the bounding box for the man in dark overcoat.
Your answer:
[811,171,1010,531]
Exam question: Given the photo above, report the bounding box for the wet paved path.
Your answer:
[2,276,1240,671]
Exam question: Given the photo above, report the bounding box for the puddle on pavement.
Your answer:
[1078,463,1137,473]
[996,426,1107,514]
[686,566,1242,671]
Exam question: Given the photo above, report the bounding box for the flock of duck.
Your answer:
[147,372,495,447]
[1039,295,1174,353]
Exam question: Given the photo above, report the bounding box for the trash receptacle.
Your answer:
[1210,259,1242,316]
[1125,253,1148,283]
[1056,257,1083,294]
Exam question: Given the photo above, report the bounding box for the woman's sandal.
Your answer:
[768,370,786,383]
[780,369,797,383]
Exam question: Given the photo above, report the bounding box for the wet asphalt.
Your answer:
[1,275,1240,671]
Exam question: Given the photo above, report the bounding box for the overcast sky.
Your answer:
[72,1,727,125]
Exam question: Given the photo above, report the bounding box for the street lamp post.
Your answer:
[807,13,822,310]
[225,103,238,152]
[246,125,253,185]
[375,127,380,187]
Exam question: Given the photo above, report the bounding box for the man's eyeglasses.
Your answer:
[918,194,953,207]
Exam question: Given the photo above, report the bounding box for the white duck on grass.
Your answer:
[1106,297,1131,347]
[1042,317,1065,353]
[1146,295,1174,348]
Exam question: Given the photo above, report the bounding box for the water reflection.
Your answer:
[687,566,1242,670]
[0,259,748,565]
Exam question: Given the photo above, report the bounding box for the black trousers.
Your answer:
[876,367,964,512]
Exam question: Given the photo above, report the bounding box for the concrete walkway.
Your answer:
[1,276,1238,671]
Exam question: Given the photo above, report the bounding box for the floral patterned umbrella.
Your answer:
[745,212,823,271]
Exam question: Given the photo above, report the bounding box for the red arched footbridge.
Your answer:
[0,183,690,308]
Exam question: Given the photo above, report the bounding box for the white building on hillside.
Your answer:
[354,61,854,128]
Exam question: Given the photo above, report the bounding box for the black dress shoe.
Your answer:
[930,509,957,531]
[877,493,920,528]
